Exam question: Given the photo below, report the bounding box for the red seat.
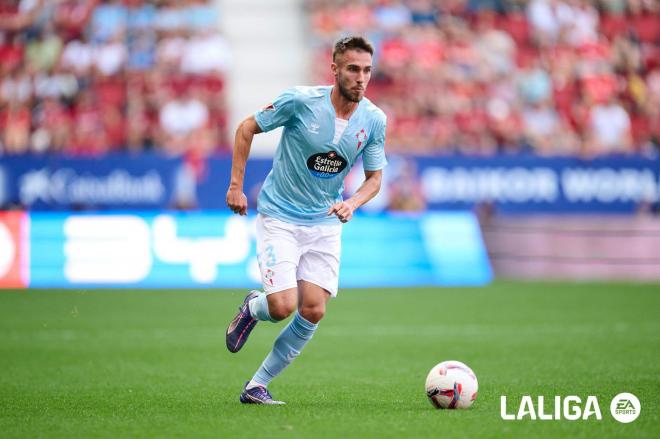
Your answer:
[515,45,537,67]
[643,46,660,69]
[630,115,650,144]
[633,15,659,43]
[495,13,530,45]
[599,15,629,40]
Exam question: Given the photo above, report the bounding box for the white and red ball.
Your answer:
[425,360,478,409]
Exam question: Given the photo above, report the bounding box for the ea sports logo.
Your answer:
[610,393,640,423]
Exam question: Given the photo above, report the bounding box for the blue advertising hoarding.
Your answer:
[413,154,660,213]
[2,153,659,213]
[24,211,491,289]
[0,155,180,210]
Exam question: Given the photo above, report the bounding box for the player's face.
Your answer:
[332,50,372,103]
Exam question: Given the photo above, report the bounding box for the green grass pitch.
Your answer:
[0,282,658,438]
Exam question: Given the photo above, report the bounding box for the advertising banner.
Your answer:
[19,211,491,289]
[3,154,658,213]
[0,211,27,288]
[0,155,180,210]
[413,155,660,213]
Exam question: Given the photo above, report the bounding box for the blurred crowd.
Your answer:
[2,0,658,159]
[0,0,230,157]
[307,0,660,157]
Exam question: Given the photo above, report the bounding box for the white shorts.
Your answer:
[255,214,342,297]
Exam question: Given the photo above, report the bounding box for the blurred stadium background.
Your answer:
[1,0,659,287]
[1,2,659,437]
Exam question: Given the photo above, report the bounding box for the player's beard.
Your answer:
[337,76,363,103]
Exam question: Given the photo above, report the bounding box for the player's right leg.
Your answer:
[225,289,261,353]
[225,214,300,353]
[238,288,296,404]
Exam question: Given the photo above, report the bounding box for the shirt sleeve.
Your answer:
[362,116,387,171]
[253,88,298,132]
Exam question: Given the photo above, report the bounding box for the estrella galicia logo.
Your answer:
[307,151,347,179]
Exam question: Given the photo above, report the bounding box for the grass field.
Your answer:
[0,282,658,438]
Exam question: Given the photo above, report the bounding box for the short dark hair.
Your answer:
[332,36,374,62]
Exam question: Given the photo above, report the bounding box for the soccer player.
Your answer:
[225,36,387,405]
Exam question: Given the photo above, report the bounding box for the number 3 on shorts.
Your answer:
[263,244,276,267]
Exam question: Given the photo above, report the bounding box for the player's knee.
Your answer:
[299,304,325,324]
[267,294,296,321]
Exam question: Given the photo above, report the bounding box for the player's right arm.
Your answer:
[226,115,262,216]
[227,88,297,215]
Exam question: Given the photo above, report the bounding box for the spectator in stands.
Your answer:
[587,96,632,155]
[180,28,230,74]
[25,23,62,71]
[564,0,600,47]
[158,80,209,156]
[54,0,97,41]
[125,91,153,152]
[89,0,126,43]
[155,0,187,33]
[92,32,127,76]
[307,0,658,157]
[1,0,658,158]
[31,97,71,153]
[409,0,440,26]
[68,89,108,155]
[60,33,93,76]
[33,65,78,102]
[518,58,552,105]
[527,0,573,46]
[125,0,157,71]
[185,0,219,32]
[387,158,427,211]
[0,66,32,104]
[374,0,412,31]
[475,11,516,76]
[0,0,229,157]
[0,98,31,154]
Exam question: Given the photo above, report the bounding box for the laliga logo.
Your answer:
[501,396,602,421]
[501,393,641,422]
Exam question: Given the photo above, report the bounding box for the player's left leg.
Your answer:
[297,280,331,324]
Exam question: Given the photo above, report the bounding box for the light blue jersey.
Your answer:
[253,86,387,225]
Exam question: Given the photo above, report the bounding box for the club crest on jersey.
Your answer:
[261,103,275,111]
[307,151,347,179]
[355,129,368,150]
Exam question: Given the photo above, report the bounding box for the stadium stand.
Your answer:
[1,0,658,159]
[0,0,230,156]
[305,0,659,157]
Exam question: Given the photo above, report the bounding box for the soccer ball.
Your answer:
[425,360,478,409]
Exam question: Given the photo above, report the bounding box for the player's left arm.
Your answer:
[328,169,382,223]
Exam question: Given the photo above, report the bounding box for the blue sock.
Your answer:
[248,293,277,322]
[250,312,318,387]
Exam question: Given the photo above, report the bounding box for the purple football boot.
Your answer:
[226,290,260,353]
[239,382,286,405]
